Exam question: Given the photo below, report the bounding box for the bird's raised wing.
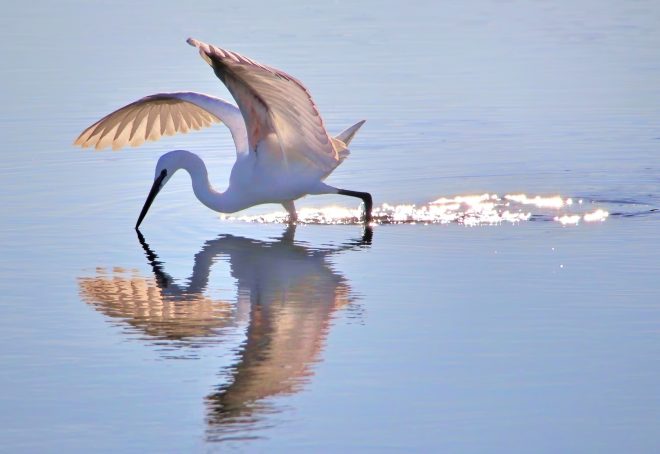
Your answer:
[74,92,248,154]
[187,38,347,177]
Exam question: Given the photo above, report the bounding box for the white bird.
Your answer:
[74,38,372,228]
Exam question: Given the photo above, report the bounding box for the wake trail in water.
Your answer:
[220,193,658,226]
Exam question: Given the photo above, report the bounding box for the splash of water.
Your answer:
[220,193,614,226]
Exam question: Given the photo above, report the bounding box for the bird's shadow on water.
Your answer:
[78,224,373,443]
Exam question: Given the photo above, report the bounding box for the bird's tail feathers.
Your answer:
[331,137,350,162]
[334,120,365,146]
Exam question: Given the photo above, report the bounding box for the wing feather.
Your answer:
[187,38,344,177]
[161,104,174,136]
[129,105,150,147]
[113,107,139,144]
[74,92,248,154]
[187,109,201,130]
[145,106,161,142]
[171,103,182,131]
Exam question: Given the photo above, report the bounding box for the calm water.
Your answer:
[1,1,659,452]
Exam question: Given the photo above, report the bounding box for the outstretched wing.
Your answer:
[187,38,346,177]
[74,92,248,154]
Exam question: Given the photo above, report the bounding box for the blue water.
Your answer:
[1,1,659,452]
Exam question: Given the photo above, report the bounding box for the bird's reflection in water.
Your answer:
[78,225,372,441]
[78,233,240,351]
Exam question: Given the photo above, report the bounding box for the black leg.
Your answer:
[361,225,373,244]
[337,189,373,223]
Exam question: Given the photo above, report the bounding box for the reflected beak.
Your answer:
[135,169,167,229]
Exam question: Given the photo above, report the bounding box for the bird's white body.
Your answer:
[75,39,371,225]
[160,149,334,214]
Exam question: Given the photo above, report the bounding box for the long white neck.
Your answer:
[171,150,243,213]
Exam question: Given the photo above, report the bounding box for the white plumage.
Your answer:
[75,38,372,227]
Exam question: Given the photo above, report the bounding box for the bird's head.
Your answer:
[135,151,190,229]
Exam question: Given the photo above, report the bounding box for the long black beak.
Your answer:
[135,169,167,229]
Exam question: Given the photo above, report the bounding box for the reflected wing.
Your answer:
[78,268,235,339]
[74,92,248,153]
[187,38,346,176]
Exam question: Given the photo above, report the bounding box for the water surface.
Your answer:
[1,1,659,452]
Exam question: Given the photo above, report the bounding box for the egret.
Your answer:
[74,38,372,227]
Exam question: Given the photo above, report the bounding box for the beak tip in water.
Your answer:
[135,169,167,229]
